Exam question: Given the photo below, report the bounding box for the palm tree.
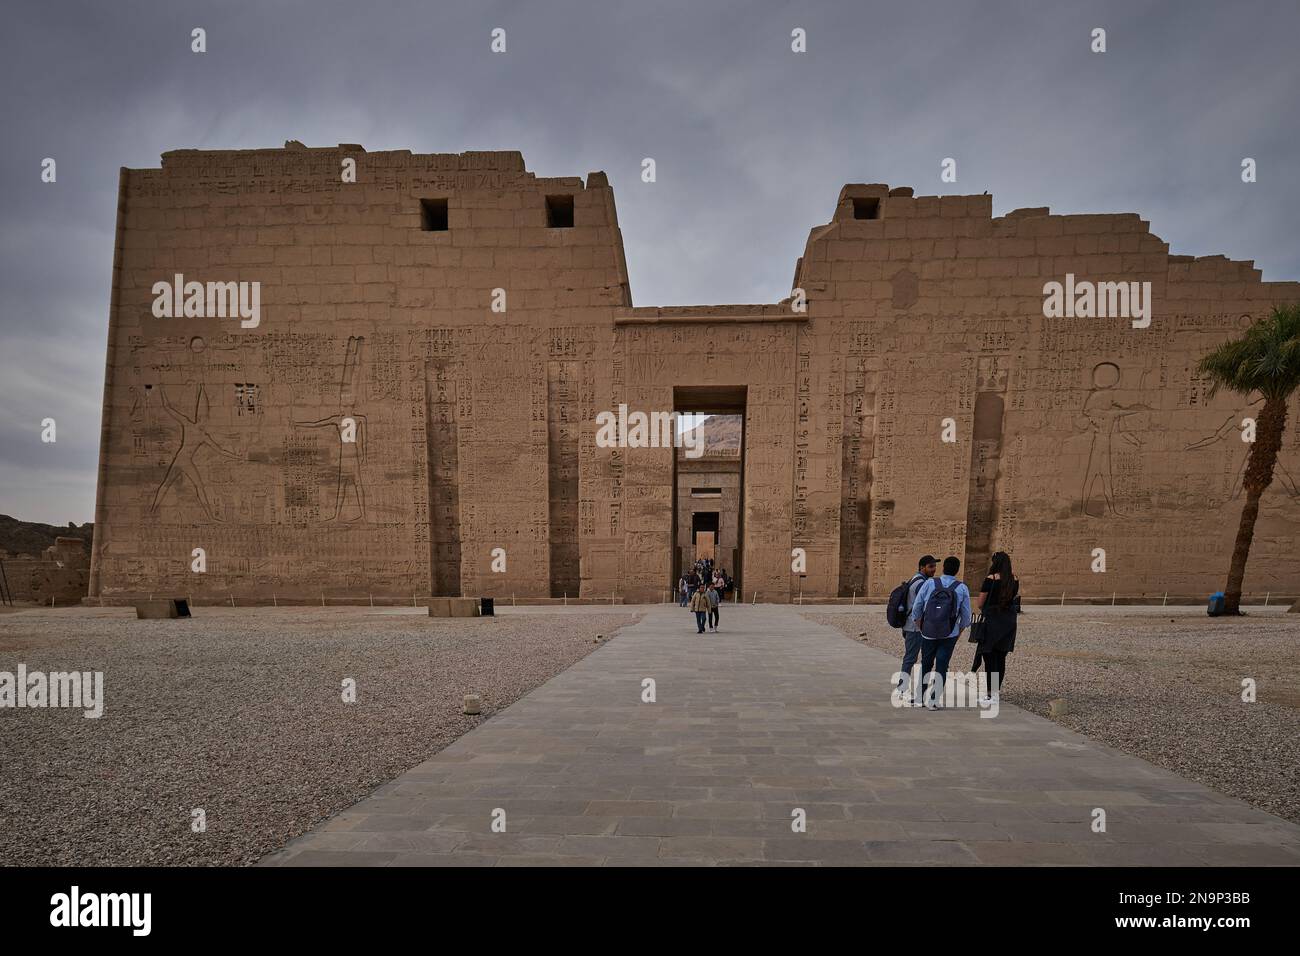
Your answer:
[1197,304,1300,614]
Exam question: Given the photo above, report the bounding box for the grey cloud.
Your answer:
[1,0,1297,522]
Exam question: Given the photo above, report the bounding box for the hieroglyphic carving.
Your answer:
[608,334,625,540]
[793,331,813,551]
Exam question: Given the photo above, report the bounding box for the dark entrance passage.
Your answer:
[691,510,720,562]
[672,386,746,596]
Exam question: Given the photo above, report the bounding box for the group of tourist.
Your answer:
[679,559,732,634]
[674,549,1019,692]
[893,551,1020,709]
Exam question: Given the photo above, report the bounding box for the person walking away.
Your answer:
[972,551,1019,704]
[897,555,938,705]
[678,576,689,607]
[706,582,721,631]
[689,585,711,634]
[910,556,972,709]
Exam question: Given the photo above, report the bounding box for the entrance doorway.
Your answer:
[691,511,719,562]
[672,386,745,595]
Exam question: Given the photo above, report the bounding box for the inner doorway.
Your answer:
[672,386,745,596]
[691,511,719,562]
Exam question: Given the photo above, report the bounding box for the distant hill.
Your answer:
[681,415,743,455]
[0,515,93,558]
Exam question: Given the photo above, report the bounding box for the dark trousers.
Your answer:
[694,611,708,633]
[975,645,1008,694]
[708,606,719,628]
[919,636,959,703]
[899,630,924,693]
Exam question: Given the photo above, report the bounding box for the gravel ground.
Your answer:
[804,605,1300,826]
[0,605,638,866]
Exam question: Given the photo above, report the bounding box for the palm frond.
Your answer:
[1198,304,1300,400]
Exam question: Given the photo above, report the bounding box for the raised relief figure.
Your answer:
[1078,362,1150,518]
[1186,397,1300,501]
[296,336,368,521]
[149,383,242,520]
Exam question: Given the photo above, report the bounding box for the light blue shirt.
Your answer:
[909,574,972,639]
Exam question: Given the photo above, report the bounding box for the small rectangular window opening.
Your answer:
[546,194,575,228]
[690,487,723,498]
[420,198,449,231]
[853,197,881,220]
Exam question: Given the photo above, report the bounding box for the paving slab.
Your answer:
[261,605,1300,867]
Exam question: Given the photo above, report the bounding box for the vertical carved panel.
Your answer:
[838,359,877,596]
[963,356,1009,582]
[426,360,462,596]
[547,359,580,597]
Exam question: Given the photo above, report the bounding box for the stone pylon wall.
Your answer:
[797,185,1300,600]
[89,146,1300,603]
[90,146,629,602]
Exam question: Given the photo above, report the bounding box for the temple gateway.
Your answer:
[88,144,1300,604]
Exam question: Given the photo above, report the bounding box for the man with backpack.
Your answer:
[909,556,972,709]
[890,555,937,705]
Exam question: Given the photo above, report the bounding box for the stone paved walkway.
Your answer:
[261,605,1300,866]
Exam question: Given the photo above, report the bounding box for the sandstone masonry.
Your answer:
[88,145,1300,604]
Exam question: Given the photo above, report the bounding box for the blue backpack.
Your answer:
[886,573,925,629]
[921,579,962,639]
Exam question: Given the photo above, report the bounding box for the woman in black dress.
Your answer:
[973,551,1019,702]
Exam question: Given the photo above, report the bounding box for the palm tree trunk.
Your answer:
[1224,397,1288,613]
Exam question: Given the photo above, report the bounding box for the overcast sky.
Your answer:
[2,0,1298,525]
